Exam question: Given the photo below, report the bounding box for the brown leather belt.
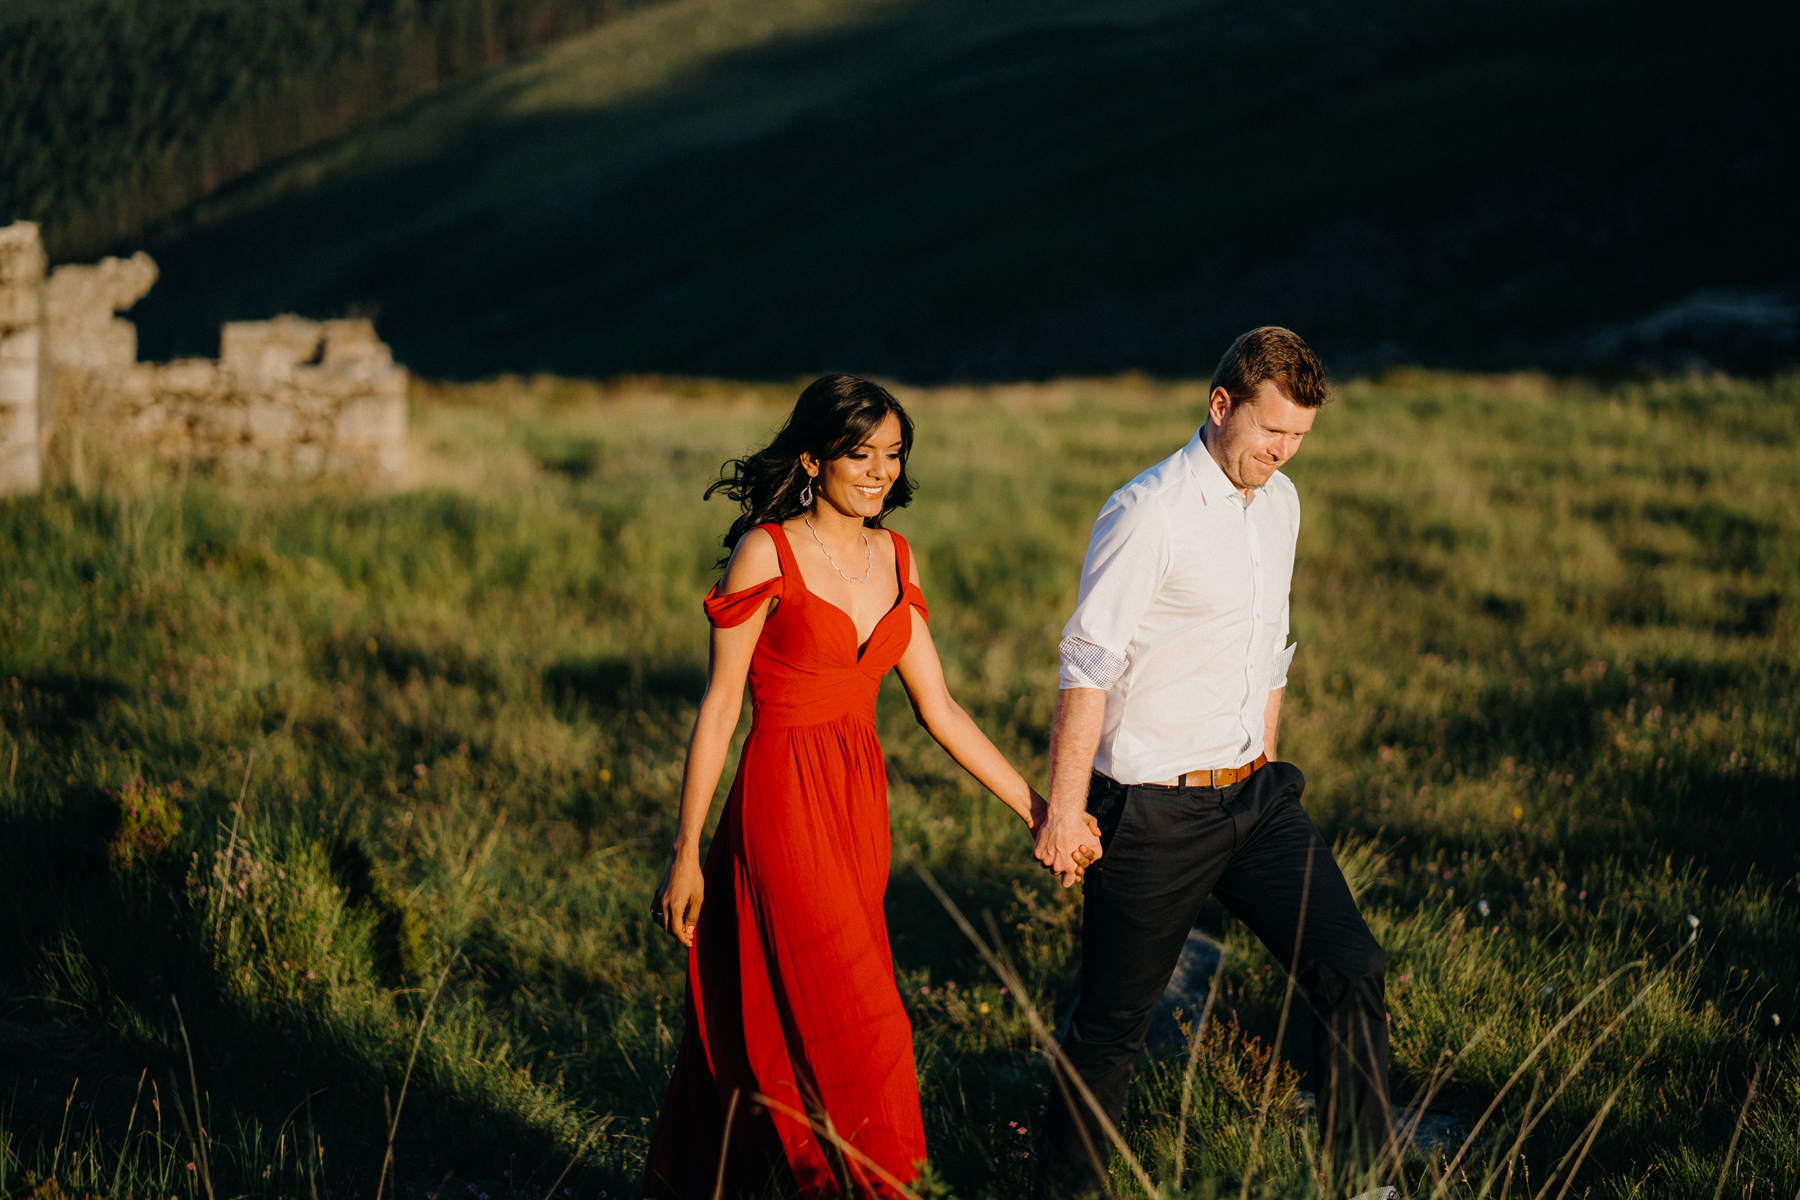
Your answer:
[1148,753,1268,789]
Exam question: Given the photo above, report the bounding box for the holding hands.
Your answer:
[1032,792,1103,888]
[1032,685,1109,888]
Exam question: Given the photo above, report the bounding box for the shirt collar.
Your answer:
[1185,425,1242,506]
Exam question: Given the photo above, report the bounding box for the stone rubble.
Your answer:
[0,220,406,494]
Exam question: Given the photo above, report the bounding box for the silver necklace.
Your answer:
[804,515,873,583]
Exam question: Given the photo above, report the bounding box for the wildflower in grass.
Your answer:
[1477,899,1490,918]
[102,777,184,870]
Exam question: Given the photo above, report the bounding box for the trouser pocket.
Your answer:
[1085,773,1130,844]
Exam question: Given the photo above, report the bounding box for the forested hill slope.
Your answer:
[0,0,668,261]
[113,0,1800,380]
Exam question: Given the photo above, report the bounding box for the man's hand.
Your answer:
[1033,804,1103,889]
[1037,686,1109,887]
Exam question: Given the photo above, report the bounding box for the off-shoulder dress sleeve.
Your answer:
[892,532,929,625]
[703,576,783,628]
[900,579,929,625]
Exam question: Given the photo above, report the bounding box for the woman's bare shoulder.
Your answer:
[721,526,782,594]
[877,527,920,584]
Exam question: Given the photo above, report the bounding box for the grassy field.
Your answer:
[1,371,1796,1199]
[0,0,666,261]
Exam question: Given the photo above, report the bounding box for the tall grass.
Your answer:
[0,370,1795,1198]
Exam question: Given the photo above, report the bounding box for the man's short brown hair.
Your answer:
[1210,326,1330,409]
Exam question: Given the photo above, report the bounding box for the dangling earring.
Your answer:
[800,476,814,507]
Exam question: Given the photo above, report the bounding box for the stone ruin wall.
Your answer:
[0,223,46,493]
[0,220,406,494]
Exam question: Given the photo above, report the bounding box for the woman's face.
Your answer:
[807,412,904,520]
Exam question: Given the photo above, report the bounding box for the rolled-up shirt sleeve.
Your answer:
[1058,489,1170,690]
[1269,640,1297,691]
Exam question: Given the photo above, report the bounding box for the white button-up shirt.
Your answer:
[1059,426,1299,786]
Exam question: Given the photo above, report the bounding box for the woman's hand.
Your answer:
[1030,790,1103,883]
[653,852,706,947]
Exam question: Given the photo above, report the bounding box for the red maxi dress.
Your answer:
[643,523,930,1200]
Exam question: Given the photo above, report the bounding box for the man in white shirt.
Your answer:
[1033,328,1393,1196]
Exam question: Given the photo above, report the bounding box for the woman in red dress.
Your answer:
[643,375,1057,1199]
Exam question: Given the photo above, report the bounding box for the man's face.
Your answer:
[1205,379,1318,493]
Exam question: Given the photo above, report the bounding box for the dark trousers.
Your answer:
[1035,762,1392,1198]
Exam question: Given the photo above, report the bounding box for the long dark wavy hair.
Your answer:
[706,374,917,564]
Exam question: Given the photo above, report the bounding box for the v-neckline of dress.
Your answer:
[788,528,906,662]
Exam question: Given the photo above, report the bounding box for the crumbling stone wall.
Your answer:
[0,222,45,494]
[0,221,406,490]
[46,250,158,372]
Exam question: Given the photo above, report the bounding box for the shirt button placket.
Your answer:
[1242,503,1262,752]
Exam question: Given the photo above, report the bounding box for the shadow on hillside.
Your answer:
[1352,655,1799,881]
[320,631,506,691]
[0,796,604,1197]
[883,870,1038,986]
[543,656,706,713]
[7,672,133,739]
[130,0,1800,381]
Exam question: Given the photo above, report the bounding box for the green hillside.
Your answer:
[119,0,1800,380]
[0,0,666,261]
